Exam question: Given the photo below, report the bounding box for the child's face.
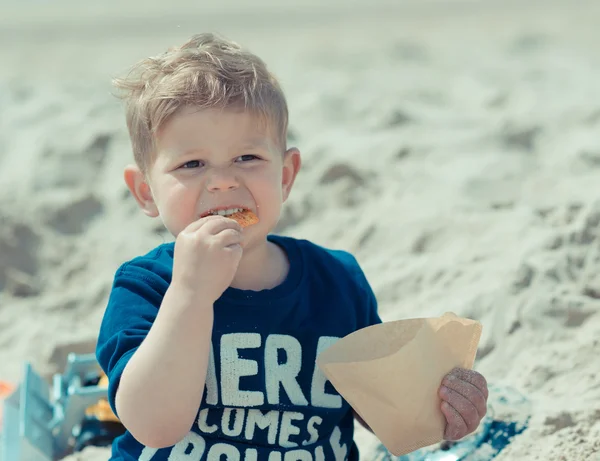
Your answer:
[127,106,300,248]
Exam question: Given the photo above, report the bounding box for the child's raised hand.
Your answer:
[438,367,489,441]
[172,215,243,303]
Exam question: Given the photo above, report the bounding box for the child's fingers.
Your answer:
[441,401,468,441]
[215,228,244,249]
[448,368,489,400]
[441,373,487,418]
[204,216,243,234]
[439,385,481,434]
[185,215,242,235]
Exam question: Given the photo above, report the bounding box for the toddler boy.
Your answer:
[96,33,488,461]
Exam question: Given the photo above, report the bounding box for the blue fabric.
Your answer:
[96,234,382,461]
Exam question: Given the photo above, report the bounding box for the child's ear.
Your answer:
[123,165,159,217]
[282,147,301,202]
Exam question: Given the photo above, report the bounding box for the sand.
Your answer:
[1,0,600,459]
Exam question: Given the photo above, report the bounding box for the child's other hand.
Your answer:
[438,367,488,441]
[172,215,243,302]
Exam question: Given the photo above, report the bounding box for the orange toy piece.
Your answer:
[84,373,120,423]
[0,380,16,431]
[0,380,14,397]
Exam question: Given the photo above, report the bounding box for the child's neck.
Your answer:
[230,239,289,292]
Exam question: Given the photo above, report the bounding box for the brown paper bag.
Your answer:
[316,312,482,456]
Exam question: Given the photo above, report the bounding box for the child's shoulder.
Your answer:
[114,242,175,282]
[280,236,378,317]
[274,234,367,284]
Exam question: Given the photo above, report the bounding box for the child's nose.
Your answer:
[206,167,239,191]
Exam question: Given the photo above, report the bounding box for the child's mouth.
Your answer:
[201,207,259,228]
[201,207,247,218]
[208,207,245,217]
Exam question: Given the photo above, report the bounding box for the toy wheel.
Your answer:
[75,419,126,452]
[82,372,101,387]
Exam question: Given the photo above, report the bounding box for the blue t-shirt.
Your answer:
[96,234,382,461]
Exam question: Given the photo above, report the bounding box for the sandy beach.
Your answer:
[1,0,600,459]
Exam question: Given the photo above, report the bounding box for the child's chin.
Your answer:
[242,229,269,248]
[166,224,187,239]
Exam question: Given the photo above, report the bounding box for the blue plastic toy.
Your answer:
[0,353,124,461]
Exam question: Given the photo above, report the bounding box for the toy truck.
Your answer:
[0,353,124,461]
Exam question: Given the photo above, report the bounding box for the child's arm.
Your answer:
[114,284,213,448]
[103,216,243,448]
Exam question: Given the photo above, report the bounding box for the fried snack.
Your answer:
[228,209,259,228]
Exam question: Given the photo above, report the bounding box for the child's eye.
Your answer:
[181,160,203,169]
[236,154,259,163]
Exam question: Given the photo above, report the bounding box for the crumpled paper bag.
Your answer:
[316,312,482,456]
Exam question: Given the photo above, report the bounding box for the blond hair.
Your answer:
[113,33,289,173]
